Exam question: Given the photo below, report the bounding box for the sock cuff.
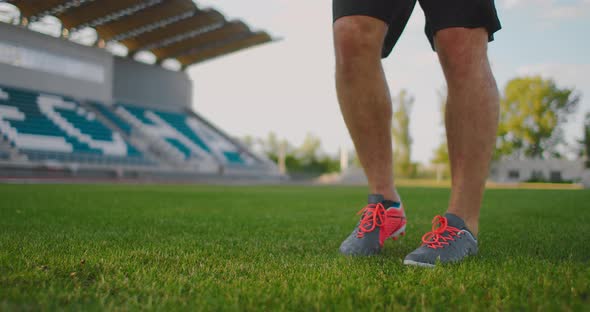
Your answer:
[382,200,401,209]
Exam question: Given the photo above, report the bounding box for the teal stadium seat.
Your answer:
[0,85,152,166]
[156,110,211,153]
[118,104,248,166]
[120,104,157,126]
[89,102,133,134]
[165,137,193,159]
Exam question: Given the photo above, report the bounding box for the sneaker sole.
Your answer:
[403,259,435,268]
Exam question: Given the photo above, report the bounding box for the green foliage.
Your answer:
[1,185,589,310]
[525,172,573,184]
[430,87,450,179]
[392,89,417,178]
[580,113,590,168]
[240,135,256,149]
[431,142,449,165]
[496,76,579,159]
[430,143,450,180]
[431,88,449,162]
[526,170,547,183]
[261,132,285,159]
[297,133,322,162]
[252,132,340,176]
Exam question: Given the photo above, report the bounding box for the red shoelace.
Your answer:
[356,203,386,238]
[421,215,461,249]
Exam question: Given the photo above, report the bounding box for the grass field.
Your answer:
[1,184,589,311]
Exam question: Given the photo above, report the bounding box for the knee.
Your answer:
[333,16,386,66]
[435,27,489,79]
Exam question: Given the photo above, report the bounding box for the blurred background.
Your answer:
[0,0,588,187]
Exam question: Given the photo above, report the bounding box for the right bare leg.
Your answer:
[334,16,399,202]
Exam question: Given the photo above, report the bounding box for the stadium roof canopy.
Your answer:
[9,0,272,69]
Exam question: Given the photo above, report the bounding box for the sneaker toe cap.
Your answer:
[339,236,380,256]
[404,246,437,266]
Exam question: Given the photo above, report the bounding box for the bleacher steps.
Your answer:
[82,101,161,167]
[114,107,190,168]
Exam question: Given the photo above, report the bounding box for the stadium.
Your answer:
[1,1,589,311]
[0,0,280,182]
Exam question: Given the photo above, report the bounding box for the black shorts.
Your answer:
[333,0,502,58]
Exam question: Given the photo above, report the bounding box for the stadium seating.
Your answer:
[116,103,258,167]
[88,101,133,135]
[0,85,151,166]
[0,83,275,177]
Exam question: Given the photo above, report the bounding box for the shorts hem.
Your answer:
[332,13,391,26]
[427,23,502,51]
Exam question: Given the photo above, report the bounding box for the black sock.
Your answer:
[382,200,401,209]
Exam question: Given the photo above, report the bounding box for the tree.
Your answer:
[240,135,256,149]
[581,113,590,168]
[293,133,340,174]
[255,132,339,176]
[430,87,450,180]
[297,133,322,164]
[258,132,291,167]
[496,76,579,159]
[391,89,416,178]
[431,88,449,163]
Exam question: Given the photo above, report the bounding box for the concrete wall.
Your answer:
[0,23,192,111]
[112,57,192,111]
[0,23,113,103]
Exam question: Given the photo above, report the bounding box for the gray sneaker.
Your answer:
[403,213,477,267]
[339,194,407,256]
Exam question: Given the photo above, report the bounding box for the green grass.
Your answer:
[0,185,589,311]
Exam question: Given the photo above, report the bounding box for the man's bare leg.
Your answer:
[403,27,498,266]
[333,16,400,202]
[335,16,407,256]
[436,28,500,236]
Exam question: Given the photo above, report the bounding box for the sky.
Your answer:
[187,0,590,164]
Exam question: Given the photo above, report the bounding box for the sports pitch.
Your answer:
[1,184,588,311]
